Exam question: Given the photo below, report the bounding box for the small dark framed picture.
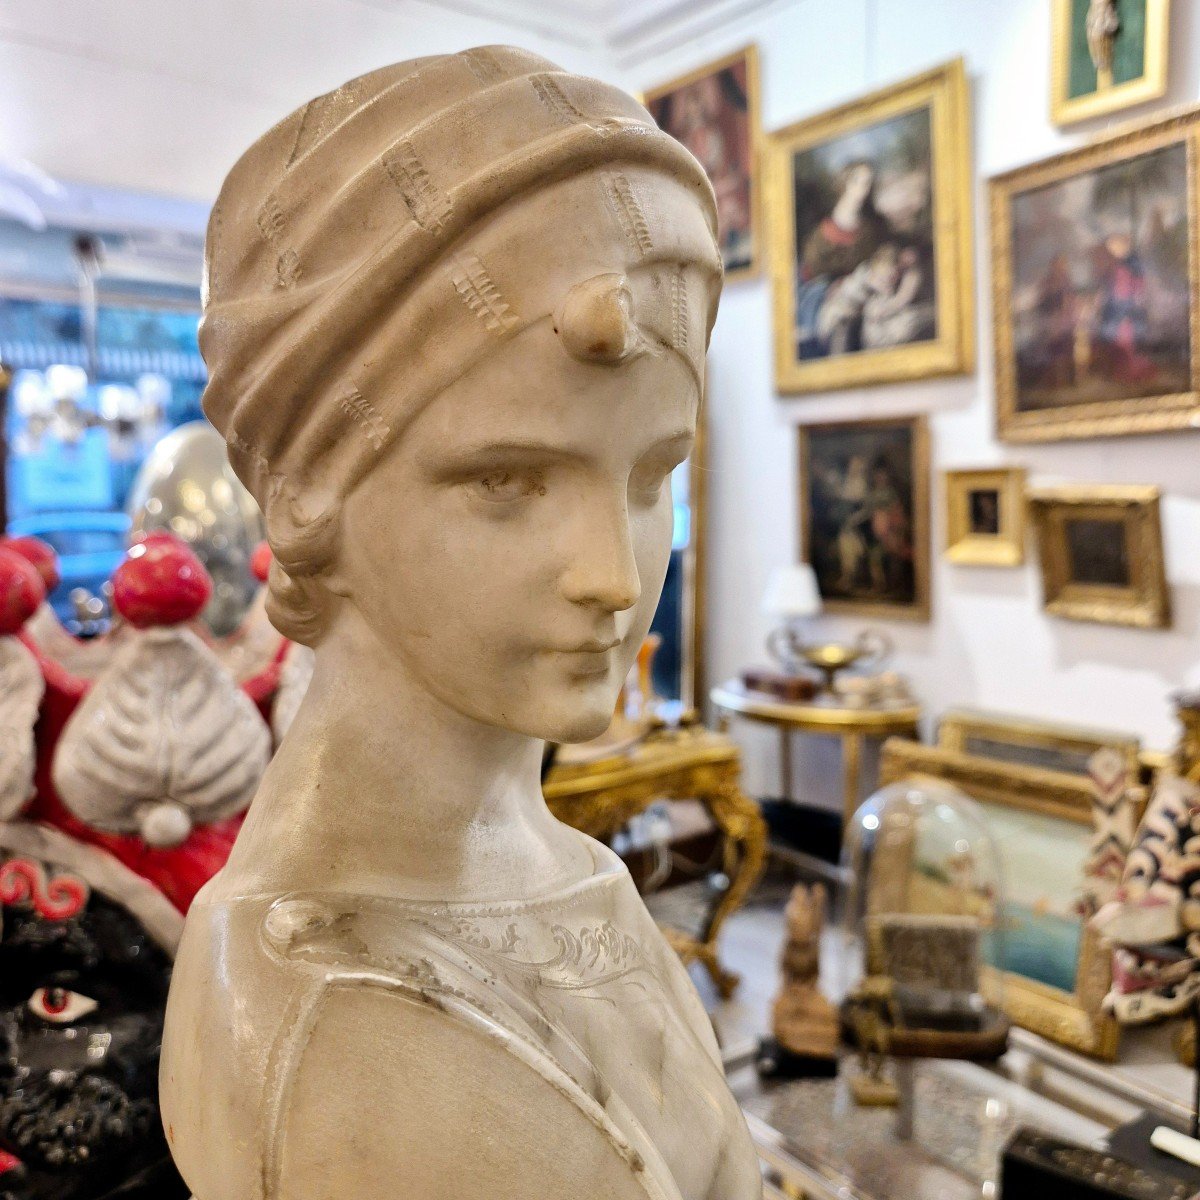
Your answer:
[1028,485,1169,627]
[944,467,1027,566]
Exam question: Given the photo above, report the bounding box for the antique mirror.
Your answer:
[648,405,707,714]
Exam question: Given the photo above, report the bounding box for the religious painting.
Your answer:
[798,417,929,620]
[767,59,974,393]
[644,46,760,279]
[1028,485,1169,627]
[1051,0,1170,127]
[991,108,1200,442]
[943,467,1026,566]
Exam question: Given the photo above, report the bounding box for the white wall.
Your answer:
[622,0,1200,798]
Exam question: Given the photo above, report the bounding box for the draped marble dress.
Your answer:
[160,838,762,1199]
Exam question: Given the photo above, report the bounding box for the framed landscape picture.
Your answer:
[991,106,1200,442]
[644,46,760,280]
[767,58,974,393]
[1051,0,1170,127]
[880,739,1121,1059]
[943,467,1026,566]
[1028,485,1170,628]
[798,417,930,620]
[938,709,1141,783]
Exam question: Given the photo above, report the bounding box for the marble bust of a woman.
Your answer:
[160,46,761,1200]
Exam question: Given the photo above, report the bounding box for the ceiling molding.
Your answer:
[607,0,780,66]
[414,0,778,67]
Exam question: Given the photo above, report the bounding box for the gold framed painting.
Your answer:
[879,738,1121,1059]
[1028,485,1170,628]
[643,46,761,280]
[766,58,974,394]
[798,416,930,621]
[937,708,1141,782]
[991,105,1200,443]
[943,467,1026,566]
[1051,0,1171,127]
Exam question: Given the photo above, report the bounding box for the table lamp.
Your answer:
[762,563,888,693]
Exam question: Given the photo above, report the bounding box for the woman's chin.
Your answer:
[530,691,620,745]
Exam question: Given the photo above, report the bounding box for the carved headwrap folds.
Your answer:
[200,46,722,542]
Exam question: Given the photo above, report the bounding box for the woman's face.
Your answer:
[334,323,698,744]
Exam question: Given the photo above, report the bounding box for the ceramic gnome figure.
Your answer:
[160,47,761,1200]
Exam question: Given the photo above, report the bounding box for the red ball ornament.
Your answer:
[112,538,212,629]
[0,545,47,635]
[0,535,61,592]
[250,540,273,584]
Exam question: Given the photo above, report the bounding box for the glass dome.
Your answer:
[836,778,1010,1076]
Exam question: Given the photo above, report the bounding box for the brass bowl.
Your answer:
[800,643,865,690]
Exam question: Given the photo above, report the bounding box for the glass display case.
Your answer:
[836,778,1011,1084]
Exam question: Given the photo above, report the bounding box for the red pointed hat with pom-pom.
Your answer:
[112,534,212,628]
[0,545,46,636]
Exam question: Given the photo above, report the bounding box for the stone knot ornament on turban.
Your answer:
[200,45,722,643]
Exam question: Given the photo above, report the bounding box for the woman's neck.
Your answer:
[831,191,865,231]
[217,612,594,902]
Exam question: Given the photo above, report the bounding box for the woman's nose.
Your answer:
[559,504,641,613]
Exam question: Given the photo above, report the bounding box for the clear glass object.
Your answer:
[835,778,1010,1062]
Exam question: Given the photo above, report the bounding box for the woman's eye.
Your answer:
[471,470,545,503]
[28,986,98,1024]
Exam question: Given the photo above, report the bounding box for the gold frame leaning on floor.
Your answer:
[879,739,1122,1061]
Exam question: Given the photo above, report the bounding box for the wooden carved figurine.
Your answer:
[160,47,760,1200]
[759,883,838,1077]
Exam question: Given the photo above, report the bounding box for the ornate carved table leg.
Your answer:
[695,764,768,998]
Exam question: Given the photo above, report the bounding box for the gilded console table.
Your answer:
[544,725,767,998]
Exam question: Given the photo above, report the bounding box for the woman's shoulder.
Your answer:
[166,885,680,1200]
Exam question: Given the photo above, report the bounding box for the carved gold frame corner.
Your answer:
[943,466,1027,566]
[642,44,763,282]
[1051,0,1171,128]
[1028,484,1170,628]
[878,738,1122,1060]
[766,57,975,394]
[991,104,1200,442]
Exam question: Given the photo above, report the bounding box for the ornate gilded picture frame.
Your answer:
[798,416,930,621]
[943,467,1026,566]
[1051,0,1170,128]
[766,58,974,394]
[879,738,1122,1060]
[1028,485,1170,628]
[991,106,1200,443]
[643,46,761,280]
[938,708,1142,782]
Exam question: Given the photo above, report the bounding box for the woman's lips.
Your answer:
[551,640,619,678]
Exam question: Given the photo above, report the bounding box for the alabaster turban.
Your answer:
[200,46,722,639]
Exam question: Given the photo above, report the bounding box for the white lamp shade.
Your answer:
[762,563,822,618]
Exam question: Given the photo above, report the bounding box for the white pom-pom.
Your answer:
[140,802,193,848]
